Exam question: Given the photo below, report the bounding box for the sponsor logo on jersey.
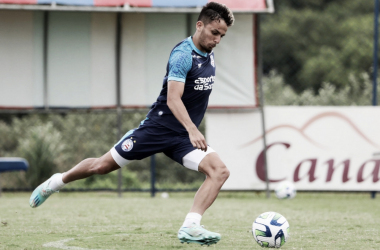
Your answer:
[194,75,215,91]
[121,139,134,152]
[210,55,215,67]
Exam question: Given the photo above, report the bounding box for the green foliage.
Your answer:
[263,0,376,92]
[0,117,65,188]
[0,112,205,190]
[0,120,18,154]
[263,71,380,105]
[17,123,64,188]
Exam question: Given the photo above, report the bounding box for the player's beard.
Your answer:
[199,29,213,53]
[205,48,213,53]
[202,45,212,54]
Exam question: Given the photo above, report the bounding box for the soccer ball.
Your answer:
[275,181,296,199]
[252,212,290,248]
[161,192,169,198]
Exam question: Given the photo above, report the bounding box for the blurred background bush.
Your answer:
[0,112,204,190]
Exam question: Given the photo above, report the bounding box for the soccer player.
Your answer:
[29,2,234,246]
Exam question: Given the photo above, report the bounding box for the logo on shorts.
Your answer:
[121,139,134,152]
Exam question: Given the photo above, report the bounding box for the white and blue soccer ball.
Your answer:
[275,181,296,199]
[252,212,290,248]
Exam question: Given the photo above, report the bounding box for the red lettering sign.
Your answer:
[325,159,350,183]
[357,159,380,183]
[293,159,317,182]
[255,142,289,183]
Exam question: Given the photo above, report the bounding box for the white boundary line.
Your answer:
[43,235,128,250]
[43,237,108,250]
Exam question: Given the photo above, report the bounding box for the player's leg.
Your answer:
[189,152,229,215]
[29,151,125,208]
[30,118,171,208]
[175,147,229,245]
[62,151,119,183]
[29,127,137,208]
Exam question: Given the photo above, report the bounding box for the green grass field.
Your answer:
[0,192,379,249]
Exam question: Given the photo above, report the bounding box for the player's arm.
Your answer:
[167,81,207,152]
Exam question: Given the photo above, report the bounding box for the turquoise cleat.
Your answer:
[178,223,221,246]
[29,174,59,208]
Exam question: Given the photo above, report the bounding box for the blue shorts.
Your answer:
[111,118,205,168]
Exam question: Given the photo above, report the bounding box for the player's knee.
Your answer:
[210,163,229,183]
[218,165,230,182]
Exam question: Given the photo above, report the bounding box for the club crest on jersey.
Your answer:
[121,139,134,152]
[210,55,215,67]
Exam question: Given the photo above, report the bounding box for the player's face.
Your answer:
[198,19,228,53]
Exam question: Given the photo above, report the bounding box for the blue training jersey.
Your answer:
[146,36,216,134]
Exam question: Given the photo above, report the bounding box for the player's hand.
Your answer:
[188,126,208,152]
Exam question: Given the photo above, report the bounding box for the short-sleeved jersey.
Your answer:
[146,36,216,134]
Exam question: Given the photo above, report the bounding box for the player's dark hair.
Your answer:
[198,2,235,27]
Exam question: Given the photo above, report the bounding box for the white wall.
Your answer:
[0,10,43,107]
[0,11,256,108]
[211,14,256,107]
[47,12,92,107]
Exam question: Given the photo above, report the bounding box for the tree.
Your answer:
[262,71,379,106]
[262,0,375,93]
